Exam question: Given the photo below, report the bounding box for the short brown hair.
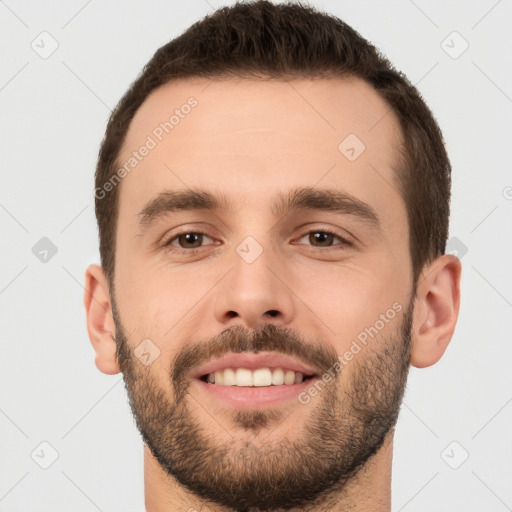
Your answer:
[94,0,451,289]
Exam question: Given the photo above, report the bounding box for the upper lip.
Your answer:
[191,351,319,379]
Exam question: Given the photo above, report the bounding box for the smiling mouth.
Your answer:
[198,367,317,387]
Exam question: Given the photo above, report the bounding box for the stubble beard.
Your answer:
[112,297,413,512]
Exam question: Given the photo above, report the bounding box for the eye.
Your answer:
[295,229,353,248]
[163,231,215,251]
[161,228,352,253]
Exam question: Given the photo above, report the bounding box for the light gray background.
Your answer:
[1,0,511,511]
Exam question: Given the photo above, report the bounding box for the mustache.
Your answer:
[171,323,339,389]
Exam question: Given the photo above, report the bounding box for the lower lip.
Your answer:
[192,377,317,408]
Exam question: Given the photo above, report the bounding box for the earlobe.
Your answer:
[410,254,462,368]
[83,264,121,375]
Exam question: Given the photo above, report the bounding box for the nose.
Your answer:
[213,243,296,330]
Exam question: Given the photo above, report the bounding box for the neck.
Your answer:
[144,430,394,512]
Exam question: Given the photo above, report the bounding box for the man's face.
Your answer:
[112,77,414,510]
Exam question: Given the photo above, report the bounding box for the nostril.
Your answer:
[266,310,279,317]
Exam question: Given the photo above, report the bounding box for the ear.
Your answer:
[83,264,121,375]
[410,254,462,368]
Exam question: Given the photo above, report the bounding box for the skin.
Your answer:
[84,77,461,512]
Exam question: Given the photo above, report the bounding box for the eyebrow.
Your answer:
[137,186,381,231]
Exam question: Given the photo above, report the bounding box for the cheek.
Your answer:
[289,258,408,348]
[115,255,219,350]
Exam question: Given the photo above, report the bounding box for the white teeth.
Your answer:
[205,367,309,386]
[271,368,284,385]
[284,369,296,385]
[223,368,236,385]
[253,368,272,387]
[214,370,223,384]
[236,368,253,386]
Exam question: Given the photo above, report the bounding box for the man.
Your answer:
[84,1,461,510]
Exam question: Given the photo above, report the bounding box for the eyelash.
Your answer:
[161,228,353,253]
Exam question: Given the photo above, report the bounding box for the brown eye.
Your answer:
[296,230,347,247]
[164,232,215,250]
[308,231,335,247]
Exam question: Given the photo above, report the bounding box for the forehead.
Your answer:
[116,76,404,224]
